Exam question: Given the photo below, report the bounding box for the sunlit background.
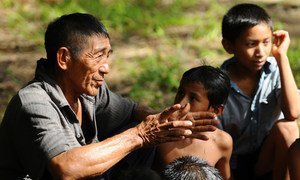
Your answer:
[0,0,299,121]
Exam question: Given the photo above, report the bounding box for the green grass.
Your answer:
[288,40,300,85]
[0,0,300,118]
[129,53,185,109]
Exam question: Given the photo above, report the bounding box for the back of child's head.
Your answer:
[181,65,230,110]
[163,155,222,180]
[222,3,273,42]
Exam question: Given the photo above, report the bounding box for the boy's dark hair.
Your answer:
[222,3,273,42]
[163,156,222,180]
[180,65,230,110]
[45,13,110,63]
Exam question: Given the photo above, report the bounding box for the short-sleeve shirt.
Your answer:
[0,58,137,179]
[217,57,283,167]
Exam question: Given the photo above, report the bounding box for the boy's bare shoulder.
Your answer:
[213,129,233,151]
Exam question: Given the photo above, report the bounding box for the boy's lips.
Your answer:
[253,60,265,67]
[254,60,264,64]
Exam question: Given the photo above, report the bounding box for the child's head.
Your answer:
[221,3,274,71]
[175,65,230,115]
[222,3,273,43]
[163,155,222,180]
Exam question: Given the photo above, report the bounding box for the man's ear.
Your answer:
[222,38,234,54]
[213,105,224,116]
[56,47,71,70]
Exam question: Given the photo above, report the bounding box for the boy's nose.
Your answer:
[255,45,266,57]
[178,97,188,106]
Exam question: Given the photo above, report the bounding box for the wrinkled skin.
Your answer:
[137,103,218,147]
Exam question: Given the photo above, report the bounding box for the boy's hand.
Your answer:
[272,30,290,60]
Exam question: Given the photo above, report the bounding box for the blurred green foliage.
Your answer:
[129,54,184,109]
[0,0,299,116]
[1,0,205,41]
[288,39,300,85]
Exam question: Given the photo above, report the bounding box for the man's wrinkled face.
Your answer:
[67,35,112,96]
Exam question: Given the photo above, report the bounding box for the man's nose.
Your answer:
[99,63,109,74]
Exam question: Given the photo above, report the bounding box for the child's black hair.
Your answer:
[181,65,230,109]
[222,3,273,42]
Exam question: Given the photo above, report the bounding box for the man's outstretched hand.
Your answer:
[136,103,219,147]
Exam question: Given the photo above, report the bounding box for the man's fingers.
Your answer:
[191,125,217,132]
[159,120,193,129]
[187,133,210,141]
[177,103,190,120]
[158,119,217,133]
[165,103,191,122]
[161,136,186,142]
[159,104,182,120]
[191,111,216,120]
[186,113,194,121]
[162,128,192,137]
[193,119,219,126]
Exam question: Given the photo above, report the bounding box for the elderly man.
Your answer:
[0,13,218,179]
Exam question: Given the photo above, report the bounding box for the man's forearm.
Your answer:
[49,127,142,179]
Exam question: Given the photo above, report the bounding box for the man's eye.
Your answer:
[107,50,113,58]
[246,42,256,47]
[96,53,104,58]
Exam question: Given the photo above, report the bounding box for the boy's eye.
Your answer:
[189,95,198,102]
[189,97,195,101]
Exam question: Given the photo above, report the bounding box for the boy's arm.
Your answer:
[272,30,300,120]
[215,131,233,180]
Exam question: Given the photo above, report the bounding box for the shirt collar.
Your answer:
[221,56,277,95]
[221,56,277,75]
[34,58,70,109]
[35,58,96,115]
